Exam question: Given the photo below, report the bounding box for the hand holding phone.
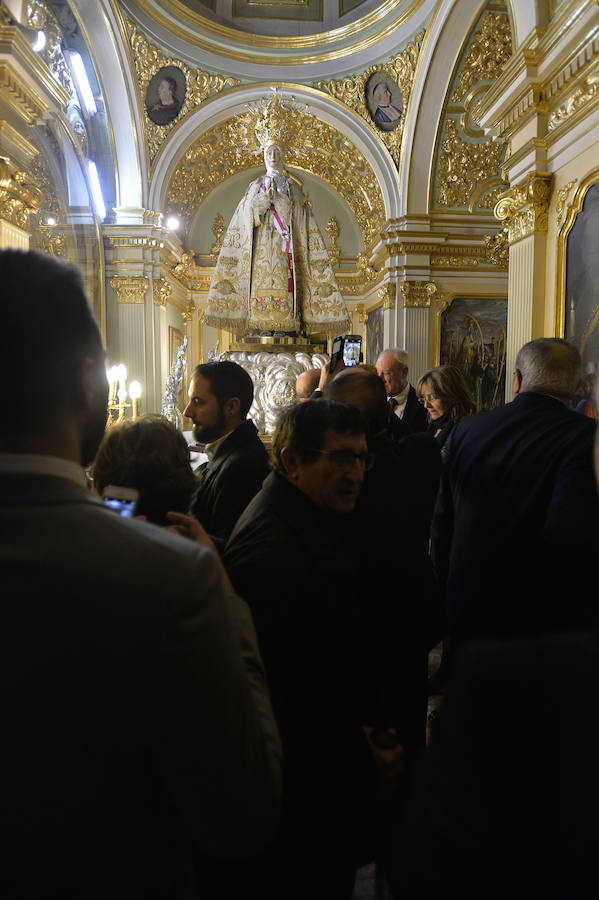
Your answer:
[101,485,139,518]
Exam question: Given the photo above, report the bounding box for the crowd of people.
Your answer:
[2,247,599,900]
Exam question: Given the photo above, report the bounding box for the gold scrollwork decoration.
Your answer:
[400,280,437,308]
[126,20,240,163]
[166,114,384,250]
[182,300,195,323]
[312,29,425,167]
[483,229,509,268]
[0,156,43,230]
[548,75,599,132]
[451,12,512,103]
[436,118,507,208]
[110,275,149,304]
[494,172,553,244]
[379,282,396,310]
[210,213,225,262]
[326,216,340,267]
[555,180,577,229]
[153,278,172,307]
[431,255,479,268]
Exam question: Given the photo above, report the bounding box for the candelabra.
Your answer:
[106,364,142,427]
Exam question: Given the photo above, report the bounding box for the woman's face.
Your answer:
[374,84,391,106]
[265,145,283,171]
[158,80,174,104]
[420,382,447,420]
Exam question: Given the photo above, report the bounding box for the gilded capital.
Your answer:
[153,278,172,307]
[356,303,366,324]
[0,157,43,231]
[494,172,553,244]
[182,300,195,323]
[110,275,149,304]
[378,282,396,310]
[400,281,437,308]
[483,229,509,268]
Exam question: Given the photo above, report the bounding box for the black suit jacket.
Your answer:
[0,469,282,900]
[392,629,599,900]
[431,391,599,644]
[193,419,270,546]
[400,385,428,434]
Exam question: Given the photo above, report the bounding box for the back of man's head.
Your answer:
[324,367,388,436]
[192,360,254,418]
[271,398,366,475]
[515,338,582,401]
[0,248,104,447]
[295,367,321,401]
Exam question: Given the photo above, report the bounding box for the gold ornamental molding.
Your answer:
[313,29,425,167]
[182,300,195,323]
[0,156,43,230]
[153,277,172,307]
[0,120,39,164]
[494,172,553,244]
[431,255,478,268]
[127,0,426,66]
[110,275,149,304]
[400,280,437,308]
[126,21,240,164]
[378,282,396,310]
[450,10,512,103]
[436,119,507,209]
[166,112,384,250]
[483,229,508,268]
[555,180,577,229]
[0,62,46,125]
[547,74,599,133]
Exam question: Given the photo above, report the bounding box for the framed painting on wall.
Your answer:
[563,178,599,419]
[440,297,507,412]
[365,304,384,365]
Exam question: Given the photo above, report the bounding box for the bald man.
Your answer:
[295,367,321,402]
[376,349,428,434]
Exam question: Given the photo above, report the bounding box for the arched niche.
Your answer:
[148,83,401,237]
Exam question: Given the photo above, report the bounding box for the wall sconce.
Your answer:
[106,364,142,426]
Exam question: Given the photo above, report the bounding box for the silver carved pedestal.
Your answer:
[222,344,328,434]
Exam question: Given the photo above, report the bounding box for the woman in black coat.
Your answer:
[416,364,475,457]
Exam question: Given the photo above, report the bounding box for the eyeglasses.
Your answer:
[418,394,440,404]
[312,449,375,471]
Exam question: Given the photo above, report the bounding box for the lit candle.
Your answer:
[129,381,142,420]
[108,365,119,404]
[569,298,575,338]
[117,364,127,392]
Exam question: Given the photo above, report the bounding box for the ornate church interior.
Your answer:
[3,0,598,422]
[3,3,599,898]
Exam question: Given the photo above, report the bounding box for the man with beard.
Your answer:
[184,360,270,547]
[0,249,282,900]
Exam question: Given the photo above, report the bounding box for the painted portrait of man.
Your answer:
[146,67,184,127]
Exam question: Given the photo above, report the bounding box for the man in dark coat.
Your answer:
[184,360,270,547]
[431,337,599,647]
[223,399,399,900]
[0,249,282,900]
[376,348,428,434]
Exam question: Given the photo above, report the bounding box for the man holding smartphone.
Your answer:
[0,249,282,900]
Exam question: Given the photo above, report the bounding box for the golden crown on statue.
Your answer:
[234,88,303,156]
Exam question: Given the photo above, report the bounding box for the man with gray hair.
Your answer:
[431,337,599,648]
[376,348,428,434]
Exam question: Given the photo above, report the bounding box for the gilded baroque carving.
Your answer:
[356,251,378,282]
[326,216,340,267]
[166,114,384,250]
[312,30,425,168]
[0,157,43,230]
[126,20,240,162]
[400,281,437,308]
[556,180,577,229]
[378,282,396,310]
[548,75,599,132]
[110,275,149,304]
[494,172,553,244]
[451,12,512,102]
[437,118,506,208]
[356,303,367,324]
[26,1,75,98]
[431,256,479,267]
[210,213,225,262]
[153,278,172,307]
[483,229,509,268]
[171,251,196,283]
[182,300,195,323]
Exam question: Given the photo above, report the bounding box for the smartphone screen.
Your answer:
[101,486,139,518]
[343,337,362,367]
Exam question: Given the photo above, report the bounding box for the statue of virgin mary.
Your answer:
[204,97,350,337]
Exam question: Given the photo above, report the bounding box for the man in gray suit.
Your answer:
[0,249,282,900]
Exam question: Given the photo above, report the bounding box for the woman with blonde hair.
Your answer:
[417,364,475,455]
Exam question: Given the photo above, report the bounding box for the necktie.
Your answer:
[388,397,398,410]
